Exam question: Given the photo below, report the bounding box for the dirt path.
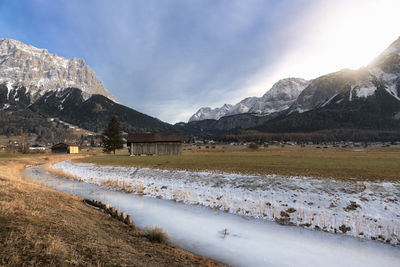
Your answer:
[0,155,223,266]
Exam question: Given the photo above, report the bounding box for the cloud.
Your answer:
[1,0,398,123]
[2,0,307,123]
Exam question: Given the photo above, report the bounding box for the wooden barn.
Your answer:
[51,143,79,154]
[127,133,184,156]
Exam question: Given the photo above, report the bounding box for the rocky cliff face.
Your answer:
[234,78,310,115]
[0,38,117,102]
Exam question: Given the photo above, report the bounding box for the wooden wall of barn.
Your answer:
[133,144,156,155]
[132,143,181,155]
[157,143,181,155]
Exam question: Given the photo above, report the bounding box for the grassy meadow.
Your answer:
[76,145,400,181]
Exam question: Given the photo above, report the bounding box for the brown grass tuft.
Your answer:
[145,227,169,244]
[100,178,133,193]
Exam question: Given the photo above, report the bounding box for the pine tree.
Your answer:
[102,116,124,154]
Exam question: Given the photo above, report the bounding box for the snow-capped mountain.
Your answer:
[0,38,117,102]
[229,78,310,115]
[189,104,233,121]
[189,78,309,122]
[181,36,400,137]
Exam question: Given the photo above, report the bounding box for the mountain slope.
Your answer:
[0,86,173,134]
[256,80,400,133]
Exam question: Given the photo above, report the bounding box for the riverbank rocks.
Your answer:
[344,201,361,212]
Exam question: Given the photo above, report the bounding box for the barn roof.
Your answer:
[127,133,184,143]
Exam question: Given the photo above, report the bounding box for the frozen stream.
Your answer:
[24,166,400,267]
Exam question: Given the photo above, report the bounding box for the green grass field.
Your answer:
[76,146,400,181]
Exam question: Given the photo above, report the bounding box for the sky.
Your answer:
[0,0,399,123]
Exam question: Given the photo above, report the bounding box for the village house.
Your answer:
[51,143,79,154]
[127,133,184,156]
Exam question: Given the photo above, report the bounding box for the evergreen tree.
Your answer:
[102,116,124,154]
[90,136,95,147]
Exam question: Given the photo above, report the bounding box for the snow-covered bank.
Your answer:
[53,160,400,245]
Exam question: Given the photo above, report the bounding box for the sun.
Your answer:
[272,0,400,82]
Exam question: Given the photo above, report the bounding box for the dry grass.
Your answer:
[100,178,134,193]
[0,155,223,267]
[43,162,81,181]
[77,145,400,181]
[145,227,170,244]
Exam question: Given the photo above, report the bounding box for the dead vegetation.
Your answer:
[43,162,81,181]
[0,155,223,266]
[100,178,134,193]
[145,227,170,244]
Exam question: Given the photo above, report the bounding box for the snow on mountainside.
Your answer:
[291,37,400,113]
[0,38,118,102]
[189,78,309,122]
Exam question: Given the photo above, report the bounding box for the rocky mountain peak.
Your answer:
[189,104,233,122]
[0,38,118,102]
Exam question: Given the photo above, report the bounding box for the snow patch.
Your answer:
[1,104,10,110]
[349,85,354,101]
[355,86,376,98]
[386,83,400,101]
[321,94,338,107]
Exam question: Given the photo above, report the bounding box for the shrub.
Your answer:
[145,227,169,244]
[248,143,259,150]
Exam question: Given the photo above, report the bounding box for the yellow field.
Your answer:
[76,145,400,181]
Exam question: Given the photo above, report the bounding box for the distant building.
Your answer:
[51,143,79,154]
[127,133,184,156]
[29,144,46,151]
